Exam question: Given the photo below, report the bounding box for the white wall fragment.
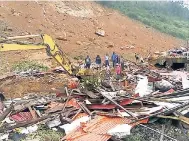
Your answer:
[135,75,152,97]
[107,124,132,138]
[59,116,90,134]
[182,75,189,89]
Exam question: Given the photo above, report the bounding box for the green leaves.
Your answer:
[98,1,189,40]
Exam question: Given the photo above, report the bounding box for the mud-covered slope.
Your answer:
[0,1,184,66]
[0,1,185,98]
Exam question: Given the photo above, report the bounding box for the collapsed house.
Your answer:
[0,58,189,141]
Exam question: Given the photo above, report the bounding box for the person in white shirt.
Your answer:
[105,54,109,67]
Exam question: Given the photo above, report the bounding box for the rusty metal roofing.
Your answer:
[10,112,33,122]
[62,115,148,141]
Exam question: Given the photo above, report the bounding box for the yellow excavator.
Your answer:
[0,34,92,77]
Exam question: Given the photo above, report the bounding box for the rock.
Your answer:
[84,47,88,50]
[155,79,174,92]
[82,42,90,46]
[106,42,114,48]
[93,39,101,45]
[88,37,95,42]
[124,45,135,49]
[13,12,21,16]
[106,13,113,16]
[76,41,83,45]
[56,36,67,41]
[125,46,130,49]
[120,46,124,50]
[107,44,114,48]
[95,29,105,37]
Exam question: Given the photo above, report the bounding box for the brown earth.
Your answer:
[0,73,71,98]
[0,1,185,97]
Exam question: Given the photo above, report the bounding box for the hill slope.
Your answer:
[99,1,189,40]
[0,1,184,73]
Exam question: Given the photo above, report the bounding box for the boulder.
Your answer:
[76,41,83,45]
[95,29,105,37]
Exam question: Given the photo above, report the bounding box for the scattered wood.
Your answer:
[0,103,13,121]
[98,89,137,119]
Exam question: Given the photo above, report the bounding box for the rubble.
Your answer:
[0,56,189,141]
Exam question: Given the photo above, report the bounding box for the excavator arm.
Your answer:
[0,34,73,75]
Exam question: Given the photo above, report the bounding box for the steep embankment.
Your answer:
[0,1,184,73]
[0,1,185,97]
[99,1,189,40]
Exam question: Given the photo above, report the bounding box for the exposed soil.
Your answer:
[0,1,185,97]
[0,73,71,98]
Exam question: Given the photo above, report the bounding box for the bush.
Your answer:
[141,18,152,26]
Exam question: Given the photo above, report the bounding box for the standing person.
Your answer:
[111,52,116,67]
[115,63,121,80]
[85,55,91,69]
[120,56,125,71]
[0,92,5,114]
[105,53,109,67]
[140,56,144,63]
[117,54,120,64]
[115,54,117,63]
[95,55,101,69]
[135,53,139,63]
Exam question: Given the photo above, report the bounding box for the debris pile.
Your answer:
[0,60,189,141]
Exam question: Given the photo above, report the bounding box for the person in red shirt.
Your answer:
[115,63,121,80]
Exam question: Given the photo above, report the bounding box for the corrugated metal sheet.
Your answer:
[46,98,80,113]
[10,112,33,122]
[62,115,148,141]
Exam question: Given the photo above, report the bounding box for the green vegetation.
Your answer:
[123,135,143,141]
[22,126,64,141]
[98,1,189,40]
[12,61,49,72]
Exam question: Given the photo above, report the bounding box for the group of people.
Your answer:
[84,52,125,79]
[84,52,124,69]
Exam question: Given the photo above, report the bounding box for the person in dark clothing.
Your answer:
[111,52,116,68]
[95,55,101,69]
[115,54,118,63]
[85,55,91,69]
[0,92,5,114]
[116,55,120,64]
